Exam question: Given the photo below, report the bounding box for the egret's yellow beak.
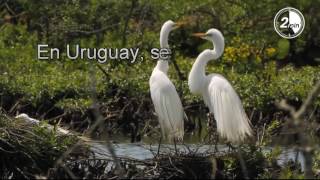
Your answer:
[173,21,185,29]
[192,32,207,39]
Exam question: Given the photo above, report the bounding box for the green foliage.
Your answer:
[277,39,290,59]
[279,167,304,179]
[56,98,93,112]
[0,23,319,114]
[313,150,320,175]
[0,0,319,123]
[221,145,266,179]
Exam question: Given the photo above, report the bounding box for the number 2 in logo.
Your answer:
[280,17,289,28]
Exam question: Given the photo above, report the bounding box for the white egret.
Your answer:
[149,20,184,142]
[189,29,252,143]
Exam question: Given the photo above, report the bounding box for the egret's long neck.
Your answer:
[188,41,223,94]
[188,51,212,94]
[155,26,170,73]
[160,27,170,49]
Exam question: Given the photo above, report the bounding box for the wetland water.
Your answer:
[88,135,306,171]
[86,113,306,171]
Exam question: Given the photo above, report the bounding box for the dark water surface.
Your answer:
[88,113,305,171]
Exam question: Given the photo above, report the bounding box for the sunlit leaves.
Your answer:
[276,39,290,60]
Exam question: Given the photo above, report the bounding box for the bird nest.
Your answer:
[50,152,218,179]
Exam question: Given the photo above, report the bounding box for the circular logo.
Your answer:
[274,7,305,39]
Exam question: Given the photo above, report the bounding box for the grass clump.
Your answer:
[0,112,79,179]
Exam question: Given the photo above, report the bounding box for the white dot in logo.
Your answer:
[274,7,305,39]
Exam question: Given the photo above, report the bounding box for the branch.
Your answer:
[121,0,136,46]
[64,23,118,36]
[295,81,320,119]
[96,63,110,79]
[5,2,16,16]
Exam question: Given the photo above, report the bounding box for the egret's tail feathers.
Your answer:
[210,84,252,143]
[220,110,253,143]
[218,91,252,143]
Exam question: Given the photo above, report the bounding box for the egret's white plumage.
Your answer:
[149,20,184,142]
[189,29,252,142]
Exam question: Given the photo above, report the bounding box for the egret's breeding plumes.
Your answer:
[189,29,252,143]
[149,20,185,142]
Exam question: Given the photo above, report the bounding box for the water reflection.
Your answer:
[89,142,305,171]
[89,112,305,171]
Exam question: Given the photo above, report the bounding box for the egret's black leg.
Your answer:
[226,142,235,152]
[157,136,162,157]
[174,138,178,155]
[207,112,218,145]
[206,112,220,152]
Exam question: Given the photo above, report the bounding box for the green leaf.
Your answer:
[276,39,290,59]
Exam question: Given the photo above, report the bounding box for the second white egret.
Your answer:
[189,29,252,143]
